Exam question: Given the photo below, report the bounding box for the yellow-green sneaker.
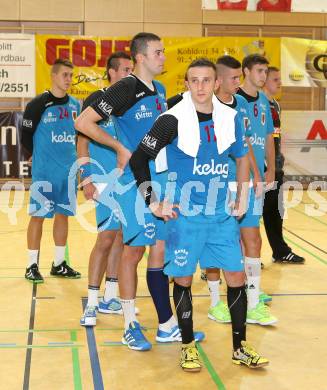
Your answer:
[180,342,202,372]
[208,301,231,323]
[246,302,278,325]
[232,341,269,368]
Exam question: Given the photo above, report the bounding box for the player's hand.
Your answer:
[265,169,275,191]
[117,146,132,173]
[149,200,179,222]
[230,199,246,220]
[79,178,98,200]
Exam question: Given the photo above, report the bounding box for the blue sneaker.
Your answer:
[80,305,97,327]
[98,298,123,314]
[122,321,152,351]
[156,325,205,343]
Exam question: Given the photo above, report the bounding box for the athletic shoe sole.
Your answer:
[232,359,269,368]
[181,366,202,372]
[98,306,139,315]
[208,313,231,323]
[26,278,44,284]
[80,318,96,327]
[246,318,278,326]
[50,274,81,278]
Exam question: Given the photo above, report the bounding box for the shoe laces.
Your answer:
[183,346,199,361]
[240,342,261,363]
[85,306,96,315]
[255,302,270,315]
[130,323,147,342]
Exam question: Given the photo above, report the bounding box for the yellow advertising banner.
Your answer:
[36,35,280,99]
[281,37,327,88]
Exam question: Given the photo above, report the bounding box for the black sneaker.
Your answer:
[272,252,305,264]
[50,261,81,278]
[25,263,44,283]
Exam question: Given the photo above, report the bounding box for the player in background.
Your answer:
[22,58,81,283]
[236,54,278,325]
[78,52,135,326]
[262,67,305,264]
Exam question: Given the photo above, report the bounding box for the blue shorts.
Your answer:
[93,182,120,232]
[164,213,243,277]
[116,169,167,246]
[29,176,77,218]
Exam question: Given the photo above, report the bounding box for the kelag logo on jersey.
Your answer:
[193,158,229,178]
[135,105,153,121]
[51,131,75,144]
[250,134,265,149]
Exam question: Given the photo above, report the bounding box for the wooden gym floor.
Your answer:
[0,190,326,390]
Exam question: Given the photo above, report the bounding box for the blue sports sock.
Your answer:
[146,267,173,324]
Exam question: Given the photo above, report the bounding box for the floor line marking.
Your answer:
[23,283,37,390]
[71,330,83,390]
[197,343,226,390]
[82,299,104,390]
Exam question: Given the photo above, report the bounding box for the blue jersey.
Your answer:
[237,89,274,178]
[82,88,117,179]
[219,94,252,183]
[22,91,80,180]
[92,75,167,176]
[136,111,248,219]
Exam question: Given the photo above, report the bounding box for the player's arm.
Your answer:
[265,107,276,187]
[77,134,97,200]
[231,115,250,218]
[21,96,46,156]
[129,114,178,221]
[75,81,132,170]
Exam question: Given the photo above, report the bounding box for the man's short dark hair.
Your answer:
[267,66,280,75]
[51,58,73,73]
[130,32,161,63]
[185,58,217,80]
[106,51,131,81]
[216,55,241,69]
[242,54,269,75]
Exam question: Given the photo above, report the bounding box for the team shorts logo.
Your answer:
[174,249,188,267]
[51,131,76,144]
[261,112,266,125]
[142,134,158,150]
[23,119,33,128]
[193,158,229,178]
[98,99,113,116]
[135,105,153,121]
[144,222,155,239]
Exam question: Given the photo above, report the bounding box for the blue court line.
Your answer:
[82,299,104,390]
[23,282,37,390]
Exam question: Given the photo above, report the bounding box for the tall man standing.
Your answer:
[262,66,305,264]
[75,33,184,351]
[78,52,134,326]
[22,58,81,283]
[237,54,278,324]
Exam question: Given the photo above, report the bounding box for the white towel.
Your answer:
[167,90,237,157]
